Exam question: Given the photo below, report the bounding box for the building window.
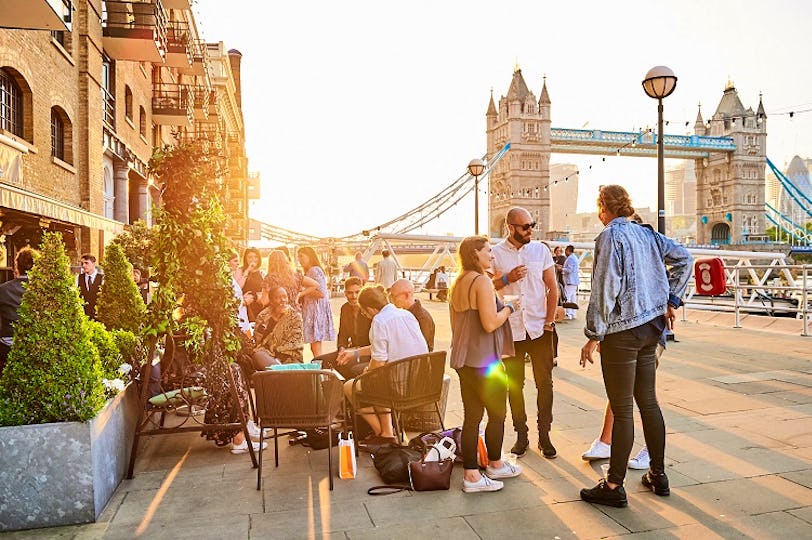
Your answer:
[103,166,115,219]
[51,30,65,46]
[102,56,115,128]
[0,68,23,137]
[50,106,73,164]
[51,109,64,160]
[139,106,147,136]
[125,86,133,120]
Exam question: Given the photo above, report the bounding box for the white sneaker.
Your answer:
[462,475,504,493]
[628,446,650,470]
[485,461,523,479]
[246,420,270,441]
[230,439,267,455]
[582,439,611,461]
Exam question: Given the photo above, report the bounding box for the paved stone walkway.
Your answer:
[6,297,812,539]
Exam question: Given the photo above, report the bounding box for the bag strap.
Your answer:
[367,484,413,495]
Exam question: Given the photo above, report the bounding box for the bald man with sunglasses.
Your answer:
[491,207,559,459]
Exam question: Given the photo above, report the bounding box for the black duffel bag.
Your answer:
[370,444,423,484]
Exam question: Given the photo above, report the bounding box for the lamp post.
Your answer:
[642,66,677,234]
[468,158,486,235]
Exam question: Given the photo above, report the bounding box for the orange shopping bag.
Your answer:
[477,432,489,468]
[339,432,356,479]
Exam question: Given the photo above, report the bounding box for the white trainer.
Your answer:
[246,420,271,442]
[485,461,523,479]
[628,446,651,470]
[463,475,504,493]
[230,440,267,455]
[582,439,611,461]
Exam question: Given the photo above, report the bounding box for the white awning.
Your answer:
[0,182,124,236]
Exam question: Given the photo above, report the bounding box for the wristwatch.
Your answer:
[544,321,555,329]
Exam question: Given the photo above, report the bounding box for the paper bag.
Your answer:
[339,432,356,479]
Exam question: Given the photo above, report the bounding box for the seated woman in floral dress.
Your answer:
[251,286,304,369]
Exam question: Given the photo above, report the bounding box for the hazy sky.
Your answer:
[195,0,812,238]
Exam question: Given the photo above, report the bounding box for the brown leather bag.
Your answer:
[408,457,453,491]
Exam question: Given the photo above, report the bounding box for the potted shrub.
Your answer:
[0,232,139,531]
[96,241,147,334]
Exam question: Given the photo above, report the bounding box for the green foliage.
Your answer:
[110,220,153,278]
[147,141,239,361]
[0,232,104,426]
[109,328,146,373]
[96,242,146,333]
[87,320,123,379]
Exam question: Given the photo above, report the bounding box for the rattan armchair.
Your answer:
[251,369,345,490]
[349,350,447,450]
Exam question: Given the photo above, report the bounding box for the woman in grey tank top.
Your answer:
[449,236,523,493]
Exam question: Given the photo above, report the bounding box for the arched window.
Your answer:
[50,106,73,164]
[139,105,146,136]
[125,86,133,120]
[0,68,24,137]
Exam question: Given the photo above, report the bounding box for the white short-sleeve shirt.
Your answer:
[370,303,429,362]
[491,239,555,341]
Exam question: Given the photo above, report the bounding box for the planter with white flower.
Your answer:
[0,233,143,532]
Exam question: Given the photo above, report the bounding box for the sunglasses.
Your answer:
[510,222,536,231]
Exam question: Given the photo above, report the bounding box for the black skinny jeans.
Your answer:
[503,331,555,436]
[600,328,666,485]
[457,364,507,470]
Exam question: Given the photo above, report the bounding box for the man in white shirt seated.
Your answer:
[343,284,428,444]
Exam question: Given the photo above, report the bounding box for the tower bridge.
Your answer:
[256,68,787,249]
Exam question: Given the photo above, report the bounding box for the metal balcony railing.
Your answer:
[102,87,115,128]
[102,0,167,62]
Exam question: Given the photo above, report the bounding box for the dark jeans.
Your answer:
[503,331,555,436]
[601,328,666,485]
[457,364,507,470]
[315,350,370,379]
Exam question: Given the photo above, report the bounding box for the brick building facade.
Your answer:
[0,0,255,274]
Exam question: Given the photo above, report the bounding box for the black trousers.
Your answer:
[503,331,555,436]
[315,350,370,379]
[601,328,665,485]
[457,364,507,470]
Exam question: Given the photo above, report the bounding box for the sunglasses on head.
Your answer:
[510,222,536,231]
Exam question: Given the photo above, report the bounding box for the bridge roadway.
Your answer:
[21,296,812,539]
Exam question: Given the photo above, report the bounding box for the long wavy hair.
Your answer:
[265,249,296,290]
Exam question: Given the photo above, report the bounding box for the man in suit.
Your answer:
[77,253,103,320]
[0,247,36,374]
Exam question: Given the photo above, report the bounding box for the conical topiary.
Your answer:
[96,242,146,333]
[0,232,104,425]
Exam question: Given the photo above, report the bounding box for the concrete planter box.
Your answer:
[0,382,139,531]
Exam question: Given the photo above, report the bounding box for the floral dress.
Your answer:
[301,266,335,343]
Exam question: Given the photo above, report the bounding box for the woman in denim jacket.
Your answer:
[579,185,691,508]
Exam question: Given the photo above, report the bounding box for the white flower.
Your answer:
[118,363,133,376]
[102,378,126,394]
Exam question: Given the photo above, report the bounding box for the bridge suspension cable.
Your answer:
[255,143,511,245]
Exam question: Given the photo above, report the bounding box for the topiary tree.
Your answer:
[96,242,146,333]
[0,232,104,425]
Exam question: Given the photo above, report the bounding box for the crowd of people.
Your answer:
[0,183,690,504]
[221,184,692,506]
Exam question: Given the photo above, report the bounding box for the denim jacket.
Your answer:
[585,217,692,341]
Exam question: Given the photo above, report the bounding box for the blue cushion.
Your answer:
[267,362,322,371]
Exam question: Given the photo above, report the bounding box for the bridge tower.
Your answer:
[695,82,767,245]
[486,68,551,238]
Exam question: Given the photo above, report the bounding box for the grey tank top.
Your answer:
[449,274,513,369]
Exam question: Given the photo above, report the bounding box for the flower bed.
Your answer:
[0,382,139,531]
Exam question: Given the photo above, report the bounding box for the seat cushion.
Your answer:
[148,386,207,407]
[267,362,322,371]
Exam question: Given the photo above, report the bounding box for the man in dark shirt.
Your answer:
[343,252,369,282]
[388,278,435,351]
[0,247,36,374]
[316,277,371,378]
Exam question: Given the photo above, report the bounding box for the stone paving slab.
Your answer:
[7,298,812,539]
